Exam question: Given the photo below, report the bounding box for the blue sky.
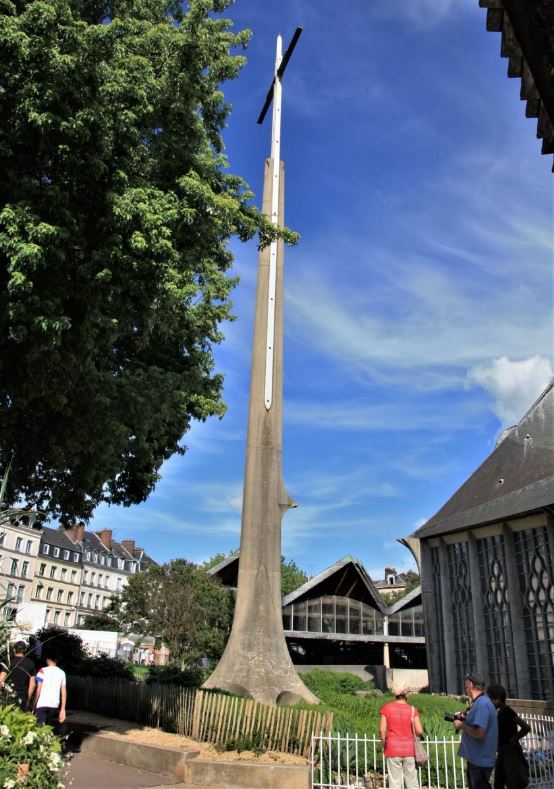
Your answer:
[92,0,553,581]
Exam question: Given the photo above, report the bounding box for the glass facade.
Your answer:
[387,605,424,637]
[513,527,554,700]
[283,595,385,636]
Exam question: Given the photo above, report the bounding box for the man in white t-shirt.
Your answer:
[31,652,67,726]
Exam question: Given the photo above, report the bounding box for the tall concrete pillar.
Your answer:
[202,160,317,705]
[419,543,441,692]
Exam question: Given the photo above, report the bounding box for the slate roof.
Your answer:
[282,555,386,613]
[206,552,240,587]
[41,525,82,553]
[479,0,554,168]
[412,380,554,540]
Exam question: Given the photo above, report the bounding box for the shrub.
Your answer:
[145,664,209,687]
[80,655,135,681]
[0,704,68,788]
[302,669,374,700]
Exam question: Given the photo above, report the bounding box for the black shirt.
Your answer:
[6,656,35,695]
[497,705,519,746]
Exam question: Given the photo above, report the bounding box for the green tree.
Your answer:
[384,571,421,605]
[0,0,296,523]
[81,610,120,631]
[281,556,310,596]
[112,559,233,661]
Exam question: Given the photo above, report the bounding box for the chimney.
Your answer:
[384,566,396,577]
[97,528,112,549]
[121,539,135,555]
[66,520,85,543]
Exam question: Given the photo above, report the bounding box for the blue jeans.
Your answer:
[467,762,493,789]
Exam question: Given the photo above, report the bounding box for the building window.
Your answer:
[88,593,92,607]
[46,588,53,601]
[10,559,17,576]
[60,569,67,581]
[79,615,85,625]
[7,583,16,599]
[80,591,85,605]
[38,563,46,576]
[45,608,50,623]
[53,610,60,624]
[56,589,63,602]
[17,585,24,603]
[71,570,77,583]
[42,544,50,555]
[49,566,56,579]
[15,537,22,551]
[67,591,73,604]
[0,532,5,547]
[95,594,100,609]
[21,561,29,578]
[100,554,106,566]
[63,549,70,560]
[36,585,43,599]
[116,577,122,592]
[513,526,554,700]
[91,572,96,585]
[477,534,516,697]
[430,546,447,691]
[447,541,475,691]
[85,550,91,561]
[73,552,79,562]
[64,612,71,626]
[52,547,60,558]
[25,540,32,554]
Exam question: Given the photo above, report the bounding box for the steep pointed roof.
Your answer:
[282,555,386,613]
[413,380,554,539]
[206,551,240,587]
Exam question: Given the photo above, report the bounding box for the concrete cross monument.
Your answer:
[203,29,318,706]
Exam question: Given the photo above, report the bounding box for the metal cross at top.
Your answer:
[257,27,302,410]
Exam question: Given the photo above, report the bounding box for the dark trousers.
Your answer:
[494,744,529,789]
[36,706,60,726]
[467,763,493,789]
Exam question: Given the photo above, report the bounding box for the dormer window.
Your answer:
[42,544,50,555]
[387,575,395,585]
[52,547,60,558]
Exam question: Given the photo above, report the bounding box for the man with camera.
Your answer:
[450,673,498,789]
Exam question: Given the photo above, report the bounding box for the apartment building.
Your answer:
[0,509,43,620]
[76,528,141,626]
[32,525,83,628]
[1,511,156,629]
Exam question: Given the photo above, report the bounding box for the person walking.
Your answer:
[379,682,424,789]
[31,650,67,726]
[0,641,35,709]
[487,684,530,789]
[454,672,498,789]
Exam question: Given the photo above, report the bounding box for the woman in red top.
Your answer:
[380,683,424,789]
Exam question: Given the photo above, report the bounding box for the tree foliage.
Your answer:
[281,556,310,596]
[0,0,296,522]
[111,558,233,661]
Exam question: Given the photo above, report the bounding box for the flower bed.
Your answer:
[0,705,68,788]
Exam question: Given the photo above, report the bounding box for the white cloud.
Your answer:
[467,356,553,427]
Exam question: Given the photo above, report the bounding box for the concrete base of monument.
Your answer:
[202,658,319,706]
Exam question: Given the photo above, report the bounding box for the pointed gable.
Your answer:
[282,556,385,613]
[413,380,554,539]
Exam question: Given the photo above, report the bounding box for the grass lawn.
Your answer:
[297,669,463,738]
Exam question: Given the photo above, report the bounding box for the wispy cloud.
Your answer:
[467,356,553,427]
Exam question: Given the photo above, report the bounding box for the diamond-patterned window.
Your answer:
[513,527,554,700]
[477,535,516,696]
[447,541,475,691]
[430,546,447,691]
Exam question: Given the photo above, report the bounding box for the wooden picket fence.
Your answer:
[67,677,333,756]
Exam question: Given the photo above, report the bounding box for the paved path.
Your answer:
[68,753,186,788]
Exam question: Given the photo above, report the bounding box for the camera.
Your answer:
[444,712,464,723]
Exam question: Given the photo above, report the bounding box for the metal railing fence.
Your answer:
[311,714,554,789]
